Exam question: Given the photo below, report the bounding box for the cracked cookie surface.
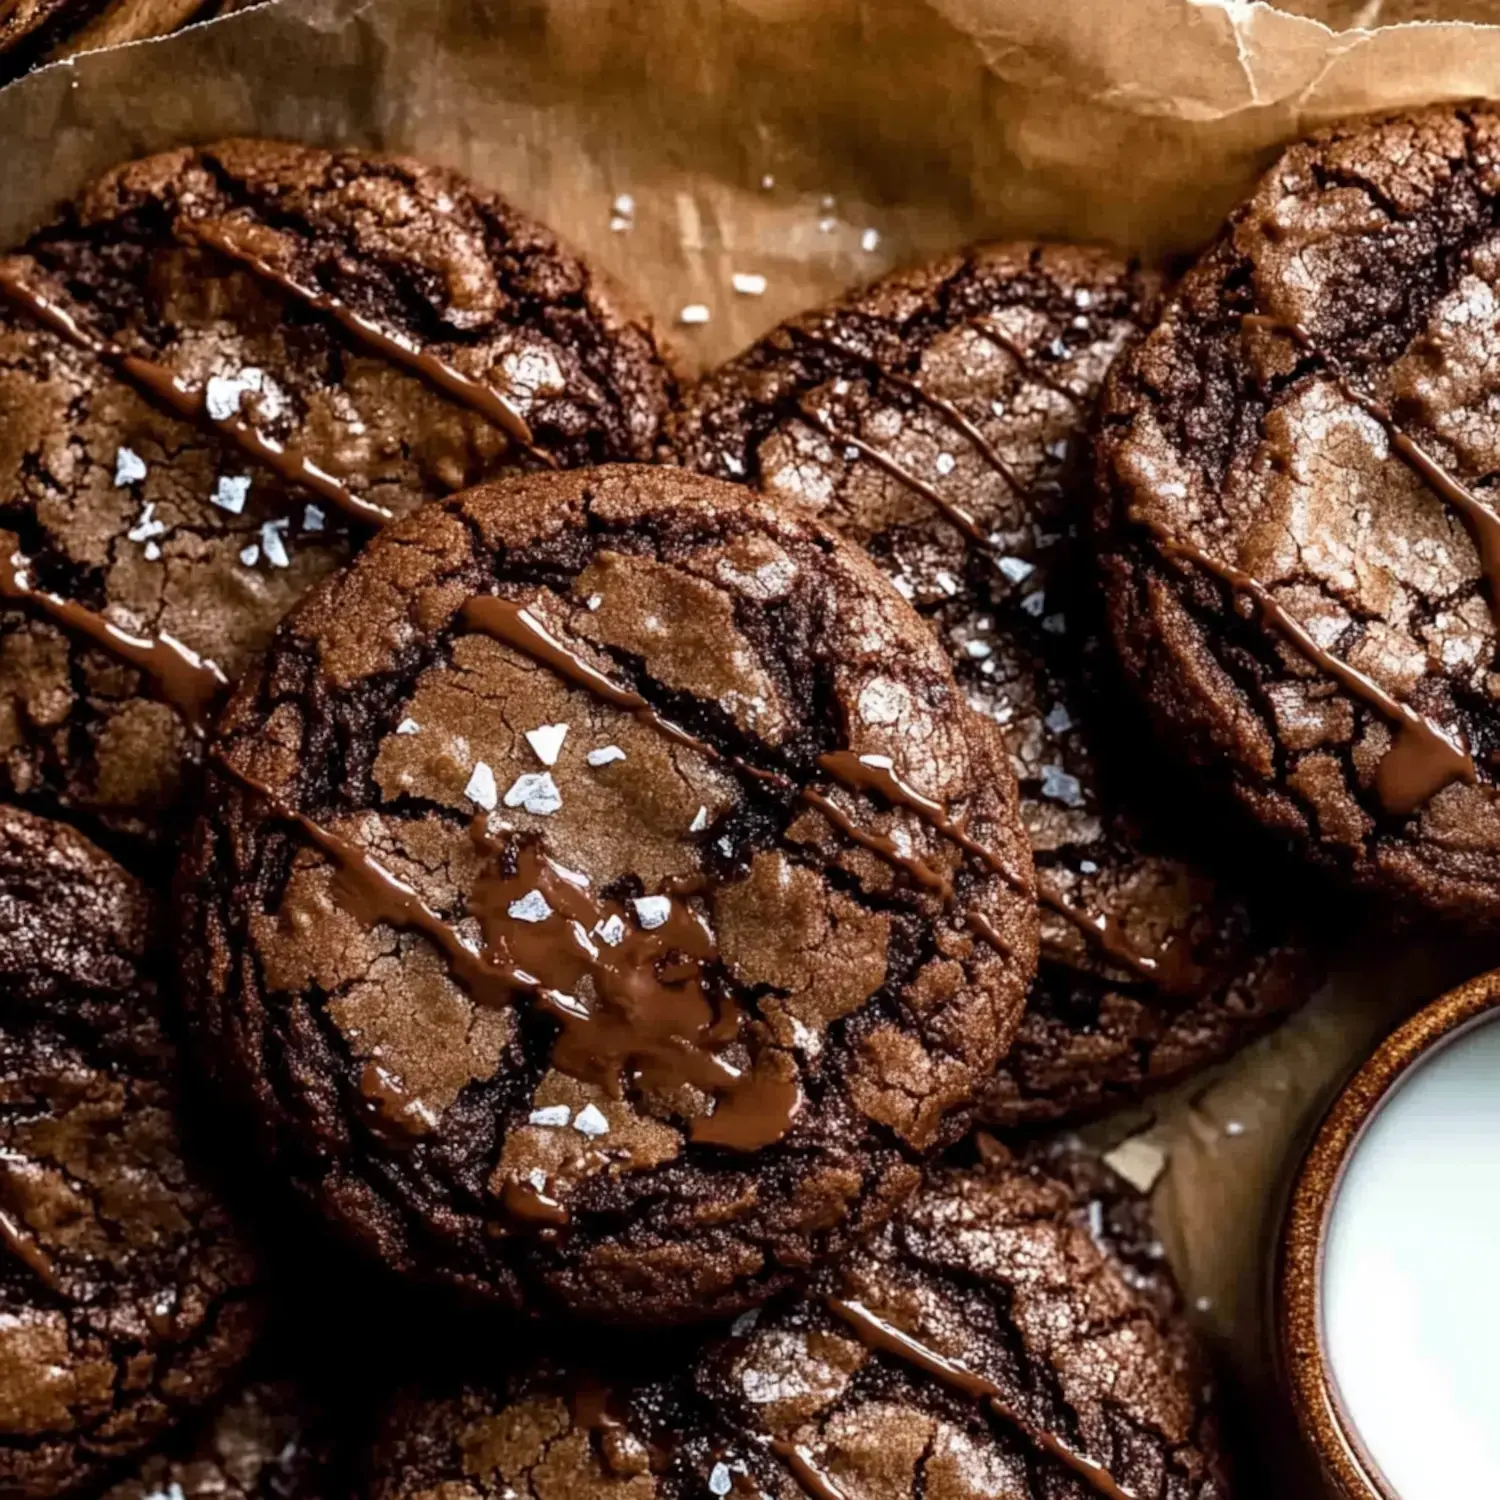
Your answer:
[366,1142,1227,1500]
[0,139,675,858]
[101,1378,342,1500]
[0,803,260,1498]
[667,243,1315,1124]
[1097,103,1500,925]
[178,464,1038,1326]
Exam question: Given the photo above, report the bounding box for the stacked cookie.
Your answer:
[17,101,1494,1498]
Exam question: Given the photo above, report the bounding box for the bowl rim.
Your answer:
[1278,966,1500,1500]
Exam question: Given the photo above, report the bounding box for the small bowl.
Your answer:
[1278,969,1500,1499]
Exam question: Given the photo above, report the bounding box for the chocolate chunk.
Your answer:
[0,140,676,856]
[366,1142,1228,1500]
[1096,103,1500,926]
[178,464,1038,1325]
[0,804,260,1498]
[667,242,1317,1123]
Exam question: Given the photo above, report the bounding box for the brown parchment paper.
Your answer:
[4,0,1500,1489]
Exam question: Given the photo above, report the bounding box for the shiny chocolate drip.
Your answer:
[784,332,1173,985]
[186,219,557,467]
[0,1205,58,1290]
[222,758,801,1154]
[790,328,1025,498]
[501,1176,570,1227]
[1133,513,1475,816]
[218,759,525,1012]
[799,403,990,547]
[0,263,390,528]
[769,1440,849,1500]
[826,1297,1137,1500]
[1244,314,1500,626]
[970,321,1086,407]
[816,751,1171,987]
[468,831,803,1152]
[461,595,961,903]
[0,541,227,736]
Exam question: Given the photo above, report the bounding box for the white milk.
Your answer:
[1322,1014,1500,1499]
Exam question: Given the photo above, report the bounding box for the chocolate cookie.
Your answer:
[0,804,260,1498]
[1095,103,1500,926]
[367,1141,1227,1500]
[0,139,675,856]
[0,1,256,85]
[101,1379,341,1500]
[179,464,1038,1325]
[666,243,1315,1124]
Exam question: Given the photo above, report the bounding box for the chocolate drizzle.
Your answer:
[970,321,1085,407]
[769,1440,849,1500]
[186,219,557,468]
[825,1297,1136,1500]
[817,751,1173,987]
[467,828,804,1152]
[1133,512,1476,816]
[218,758,802,1162]
[0,540,227,736]
[784,326,1170,984]
[0,1205,58,1290]
[0,261,390,528]
[800,404,990,548]
[1244,313,1500,625]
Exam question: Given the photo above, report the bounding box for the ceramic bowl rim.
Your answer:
[1278,967,1500,1500]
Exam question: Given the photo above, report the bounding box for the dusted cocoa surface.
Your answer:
[667,243,1317,1125]
[178,464,1037,1326]
[1096,103,1500,927]
[366,1143,1227,1500]
[0,803,260,1499]
[0,139,675,858]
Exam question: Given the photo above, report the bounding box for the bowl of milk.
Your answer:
[1279,970,1500,1500]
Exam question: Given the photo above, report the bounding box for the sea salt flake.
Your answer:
[127,503,165,543]
[612,192,635,219]
[466,762,499,811]
[723,452,746,476]
[525,723,569,766]
[586,745,626,767]
[935,451,956,475]
[1044,703,1073,734]
[998,556,1034,585]
[303,504,326,533]
[260,519,291,569]
[860,227,880,253]
[213,475,251,514]
[679,303,712,325]
[709,1465,733,1497]
[396,718,421,735]
[1079,859,1099,874]
[529,1104,570,1127]
[1041,765,1084,807]
[1042,612,1067,635]
[504,771,562,816]
[595,914,627,947]
[1020,591,1046,617]
[144,541,161,561]
[573,1103,609,1138]
[934,570,960,596]
[732,272,767,296]
[633,896,671,930]
[690,805,709,833]
[1225,1119,1247,1137]
[760,173,776,190]
[238,544,260,568]
[964,639,992,660]
[508,890,553,923]
[114,447,147,487]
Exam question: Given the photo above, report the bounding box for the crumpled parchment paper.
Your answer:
[4,0,1500,1489]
